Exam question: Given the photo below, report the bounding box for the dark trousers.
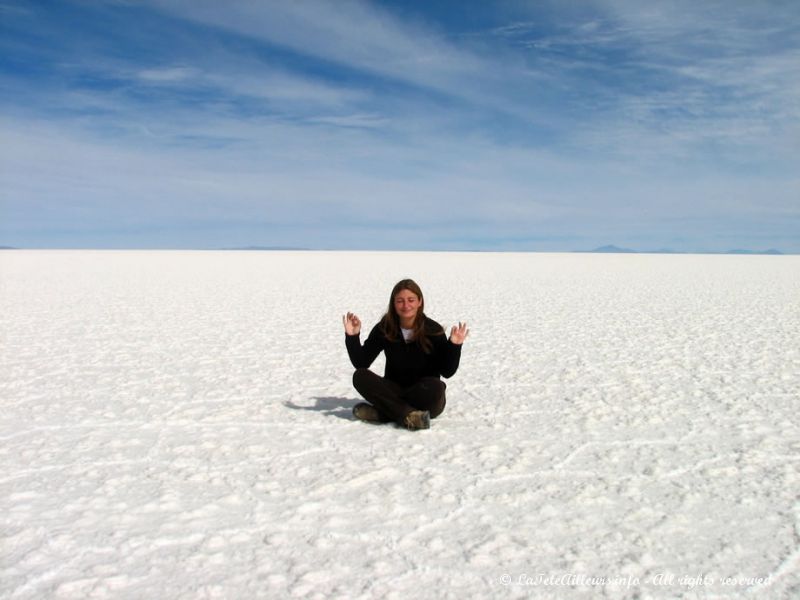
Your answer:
[352,368,446,424]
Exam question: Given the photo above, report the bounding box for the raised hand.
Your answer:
[449,322,469,345]
[343,312,362,336]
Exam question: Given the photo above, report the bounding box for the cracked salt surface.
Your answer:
[1,250,798,599]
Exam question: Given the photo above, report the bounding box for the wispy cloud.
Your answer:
[494,0,800,161]
[146,0,494,90]
[137,66,198,82]
[144,0,559,128]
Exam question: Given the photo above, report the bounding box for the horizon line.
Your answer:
[0,246,794,256]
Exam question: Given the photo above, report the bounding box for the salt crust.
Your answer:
[1,250,798,599]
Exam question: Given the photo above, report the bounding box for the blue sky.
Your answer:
[1,0,798,252]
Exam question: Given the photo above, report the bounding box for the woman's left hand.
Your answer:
[449,322,469,345]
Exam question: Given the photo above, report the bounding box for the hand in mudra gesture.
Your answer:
[449,322,469,345]
[343,312,361,336]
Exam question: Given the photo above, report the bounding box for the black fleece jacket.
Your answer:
[345,317,462,388]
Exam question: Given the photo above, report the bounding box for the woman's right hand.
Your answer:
[343,312,361,336]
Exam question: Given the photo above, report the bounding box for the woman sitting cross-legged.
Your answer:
[343,278,468,431]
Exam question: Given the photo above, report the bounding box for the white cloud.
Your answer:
[143,0,549,125]
[137,66,199,82]
[493,0,800,172]
[148,0,485,86]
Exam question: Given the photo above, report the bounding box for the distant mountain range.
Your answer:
[577,245,784,255]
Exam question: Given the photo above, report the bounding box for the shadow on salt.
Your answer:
[284,397,360,421]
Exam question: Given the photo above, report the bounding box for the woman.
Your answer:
[343,279,469,431]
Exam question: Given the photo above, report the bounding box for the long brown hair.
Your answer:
[380,279,443,353]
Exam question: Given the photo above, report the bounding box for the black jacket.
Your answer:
[345,317,462,388]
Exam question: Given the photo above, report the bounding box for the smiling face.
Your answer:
[394,288,421,327]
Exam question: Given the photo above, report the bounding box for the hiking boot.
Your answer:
[404,410,431,431]
[353,402,383,423]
